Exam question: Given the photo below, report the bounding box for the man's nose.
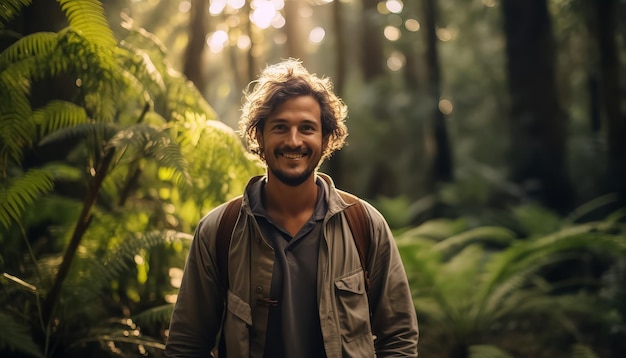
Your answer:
[285,128,302,147]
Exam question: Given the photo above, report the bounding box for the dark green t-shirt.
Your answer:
[248,177,328,358]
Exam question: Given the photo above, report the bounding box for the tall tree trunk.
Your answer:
[183,0,207,92]
[423,0,453,184]
[589,0,626,204]
[502,0,572,212]
[324,0,348,186]
[360,0,385,80]
[283,0,305,60]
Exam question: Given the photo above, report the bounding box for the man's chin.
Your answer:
[271,169,314,187]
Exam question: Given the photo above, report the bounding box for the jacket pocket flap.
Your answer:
[334,271,365,294]
[227,290,252,326]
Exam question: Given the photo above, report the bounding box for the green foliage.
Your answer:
[0,0,32,28]
[0,0,262,356]
[398,202,626,357]
[0,311,44,358]
[0,168,54,228]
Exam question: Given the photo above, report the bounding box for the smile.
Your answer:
[282,152,305,159]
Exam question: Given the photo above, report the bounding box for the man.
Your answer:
[165,59,418,357]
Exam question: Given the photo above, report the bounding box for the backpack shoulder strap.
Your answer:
[216,192,373,292]
[216,196,243,289]
[338,191,372,293]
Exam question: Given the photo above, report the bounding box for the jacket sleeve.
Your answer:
[364,202,419,357]
[164,210,225,358]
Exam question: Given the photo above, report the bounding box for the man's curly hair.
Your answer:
[239,58,348,163]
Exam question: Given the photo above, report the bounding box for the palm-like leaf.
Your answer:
[0,0,32,29]
[107,124,191,186]
[0,312,44,358]
[398,210,625,356]
[0,168,54,228]
[57,0,116,50]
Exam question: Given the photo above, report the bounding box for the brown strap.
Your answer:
[215,192,372,292]
[216,196,242,289]
[338,191,372,292]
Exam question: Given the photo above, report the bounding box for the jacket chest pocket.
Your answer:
[223,290,252,356]
[334,270,371,343]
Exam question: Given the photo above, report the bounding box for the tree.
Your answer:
[586,0,626,206]
[183,0,208,92]
[422,0,453,185]
[0,0,261,355]
[501,0,573,213]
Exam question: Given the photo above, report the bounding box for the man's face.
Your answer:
[257,95,326,186]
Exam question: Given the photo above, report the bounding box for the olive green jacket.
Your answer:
[165,174,418,357]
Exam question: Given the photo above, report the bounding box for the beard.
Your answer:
[268,165,315,187]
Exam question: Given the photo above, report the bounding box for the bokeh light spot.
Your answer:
[439,98,453,114]
[309,27,326,43]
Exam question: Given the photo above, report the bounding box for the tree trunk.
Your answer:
[183,0,207,92]
[590,0,626,204]
[502,0,572,212]
[360,0,385,80]
[283,0,305,61]
[324,0,348,186]
[423,0,453,184]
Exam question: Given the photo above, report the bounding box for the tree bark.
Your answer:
[324,0,348,186]
[502,0,572,212]
[360,0,385,80]
[423,0,453,183]
[283,0,306,61]
[590,0,626,204]
[183,0,207,92]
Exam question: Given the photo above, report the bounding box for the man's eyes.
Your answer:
[271,124,317,132]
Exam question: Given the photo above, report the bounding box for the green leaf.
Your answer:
[0,168,54,228]
[0,312,44,358]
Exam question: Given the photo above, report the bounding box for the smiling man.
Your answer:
[164,59,419,358]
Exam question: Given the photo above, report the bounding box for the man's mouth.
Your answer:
[281,152,305,159]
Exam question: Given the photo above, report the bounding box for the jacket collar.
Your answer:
[241,172,352,218]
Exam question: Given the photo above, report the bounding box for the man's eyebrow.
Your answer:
[266,118,319,126]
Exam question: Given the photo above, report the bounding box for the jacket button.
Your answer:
[256,286,263,294]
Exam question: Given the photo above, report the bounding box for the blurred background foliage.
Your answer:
[1,0,625,357]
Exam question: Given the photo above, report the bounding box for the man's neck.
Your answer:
[263,173,318,218]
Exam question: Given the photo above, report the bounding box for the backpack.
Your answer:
[215,191,372,292]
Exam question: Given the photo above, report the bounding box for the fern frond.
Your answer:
[65,229,191,310]
[56,0,116,50]
[468,345,514,358]
[32,100,89,138]
[39,122,118,147]
[570,344,600,358]
[0,168,54,228]
[433,226,517,256]
[0,66,33,171]
[107,124,191,186]
[0,0,32,29]
[0,32,57,70]
[116,43,166,95]
[0,312,44,358]
[132,304,174,327]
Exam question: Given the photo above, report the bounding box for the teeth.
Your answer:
[283,153,304,159]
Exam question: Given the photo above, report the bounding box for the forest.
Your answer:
[1,0,625,357]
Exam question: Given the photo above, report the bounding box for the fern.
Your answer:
[32,100,89,138]
[57,0,116,50]
[0,168,54,228]
[0,313,44,357]
[468,345,514,358]
[398,213,626,356]
[107,124,192,186]
[0,0,32,29]
[0,32,57,70]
